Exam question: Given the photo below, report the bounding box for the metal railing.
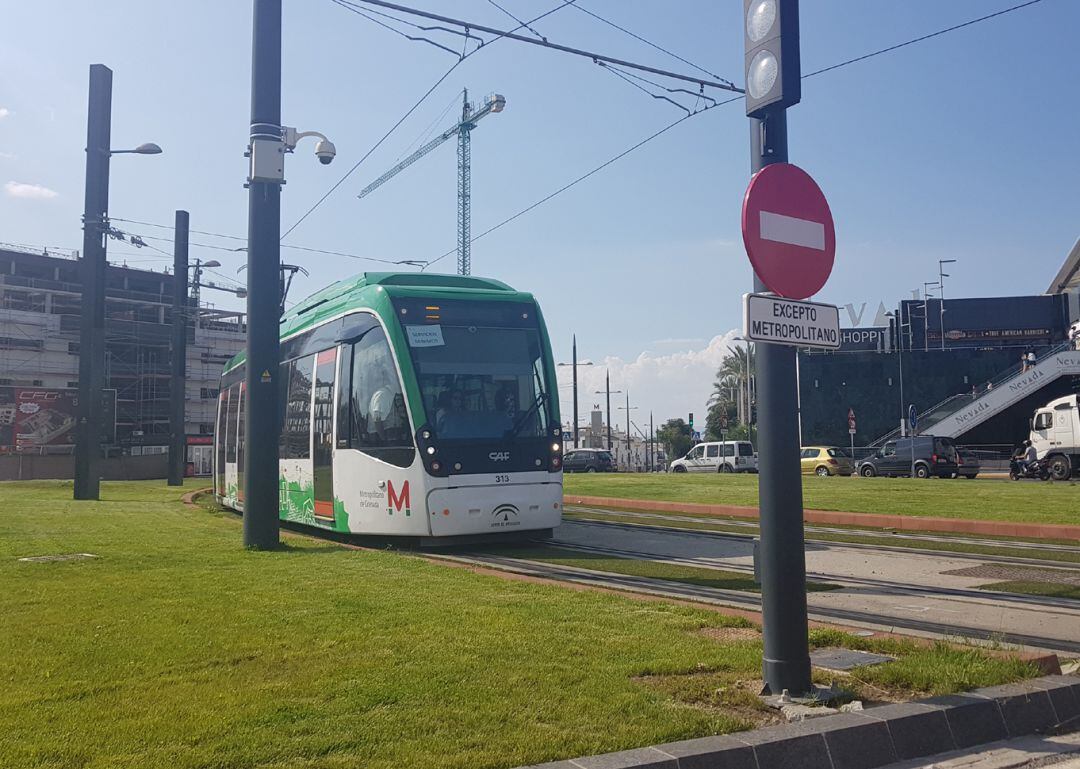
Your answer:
[870,340,1075,445]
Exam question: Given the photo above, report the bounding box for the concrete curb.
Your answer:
[518,675,1080,769]
[567,495,1080,541]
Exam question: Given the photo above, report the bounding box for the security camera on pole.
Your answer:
[741,0,841,699]
[244,0,337,548]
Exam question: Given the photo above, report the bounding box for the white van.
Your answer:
[670,441,758,473]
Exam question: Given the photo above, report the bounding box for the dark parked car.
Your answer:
[563,449,617,473]
[954,448,980,478]
[857,436,959,479]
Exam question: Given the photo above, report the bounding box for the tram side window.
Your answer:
[216,388,228,491]
[281,355,315,459]
[225,383,239,463]
[349,327,414,467]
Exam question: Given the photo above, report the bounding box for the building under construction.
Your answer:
[0,243,245,473]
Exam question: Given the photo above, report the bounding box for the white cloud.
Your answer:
[555,331,741,430]
[0,107,10,119]
[0,152,16,161]
[4,181,59,200]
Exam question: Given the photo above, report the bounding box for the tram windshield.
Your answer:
[394,299,553,441]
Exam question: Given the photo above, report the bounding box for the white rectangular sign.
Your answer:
[742,293,841,350]
[760,210,826,250]
[405,324,445,347]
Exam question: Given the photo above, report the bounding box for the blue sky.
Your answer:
[2,1,1078,427]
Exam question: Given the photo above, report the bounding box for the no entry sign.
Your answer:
[742,163,835,300]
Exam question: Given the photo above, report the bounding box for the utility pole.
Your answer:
[572,335,578,448]
[744,0,811,696]
[167,210,189,487]
[244,0,283,549]
[618,393,637,468]
[643,412,652,470]
[596,371,621,451]
[74,64,112,501]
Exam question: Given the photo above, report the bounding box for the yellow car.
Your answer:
[800,446,854,476]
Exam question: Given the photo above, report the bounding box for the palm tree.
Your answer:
[715,343,755,425]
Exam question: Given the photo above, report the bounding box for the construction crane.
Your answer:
[358,89,505,276]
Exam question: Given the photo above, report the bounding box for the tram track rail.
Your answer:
[435,547,1080,656]
[541,537,1080,614]
[564,505,1080,567]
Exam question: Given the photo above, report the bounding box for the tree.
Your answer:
[657,418,693,462]
[705,396,736,441]
[717,344,755,425]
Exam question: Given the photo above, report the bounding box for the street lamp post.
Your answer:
[74,63,162,501]
[595,370,621,451]
[922,281,939,352]
[886,310,911,438]
[938,259,956,352]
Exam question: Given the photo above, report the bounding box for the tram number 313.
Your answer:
[495,474,511,484]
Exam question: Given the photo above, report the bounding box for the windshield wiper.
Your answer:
[505,392,548,440]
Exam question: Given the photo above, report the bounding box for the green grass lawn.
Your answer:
[564,473,1080,526]
[0,481,1040,769]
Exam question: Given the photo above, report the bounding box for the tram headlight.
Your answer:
[426,446,436,455]
[551,442,561,453]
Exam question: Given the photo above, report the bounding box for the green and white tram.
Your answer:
[214,272,563,540]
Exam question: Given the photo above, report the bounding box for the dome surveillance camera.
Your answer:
[315,139,336,165]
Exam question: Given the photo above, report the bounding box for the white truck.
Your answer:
[1029,394,1080,480]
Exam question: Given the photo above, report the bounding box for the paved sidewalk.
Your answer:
[883,730,1080,768]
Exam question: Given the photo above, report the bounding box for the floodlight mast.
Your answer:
[357,90,506,275]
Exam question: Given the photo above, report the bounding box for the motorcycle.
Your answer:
[1009,457,1050,481]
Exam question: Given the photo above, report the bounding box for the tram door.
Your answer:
[312,348,338,523]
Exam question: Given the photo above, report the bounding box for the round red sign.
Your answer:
[741,163,835,300]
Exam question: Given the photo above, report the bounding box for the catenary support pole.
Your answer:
[74,64,112,501]
[243,0,282,548]
[168,210,190,486]
[750,107,812,696]
[572,334,579,449]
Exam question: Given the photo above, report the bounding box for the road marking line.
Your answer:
[759,210,825,250]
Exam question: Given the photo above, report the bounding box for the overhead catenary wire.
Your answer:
[485,0,547,41]
[425,0,1049,269]
[121,1,1049,276]
[802,0,1047,78]
[340,0,743,94]
[424,93,742,270]
[567,1,730,86]
[282,0,580,241]
[109,218,424,267]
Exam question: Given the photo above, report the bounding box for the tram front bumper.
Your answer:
[426,480,563,537]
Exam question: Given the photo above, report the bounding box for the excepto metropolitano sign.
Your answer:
[742,292,841,350]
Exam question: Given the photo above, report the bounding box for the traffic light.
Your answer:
[743,0,800,118]
[750,401,758,425]
[688,412,694,430]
